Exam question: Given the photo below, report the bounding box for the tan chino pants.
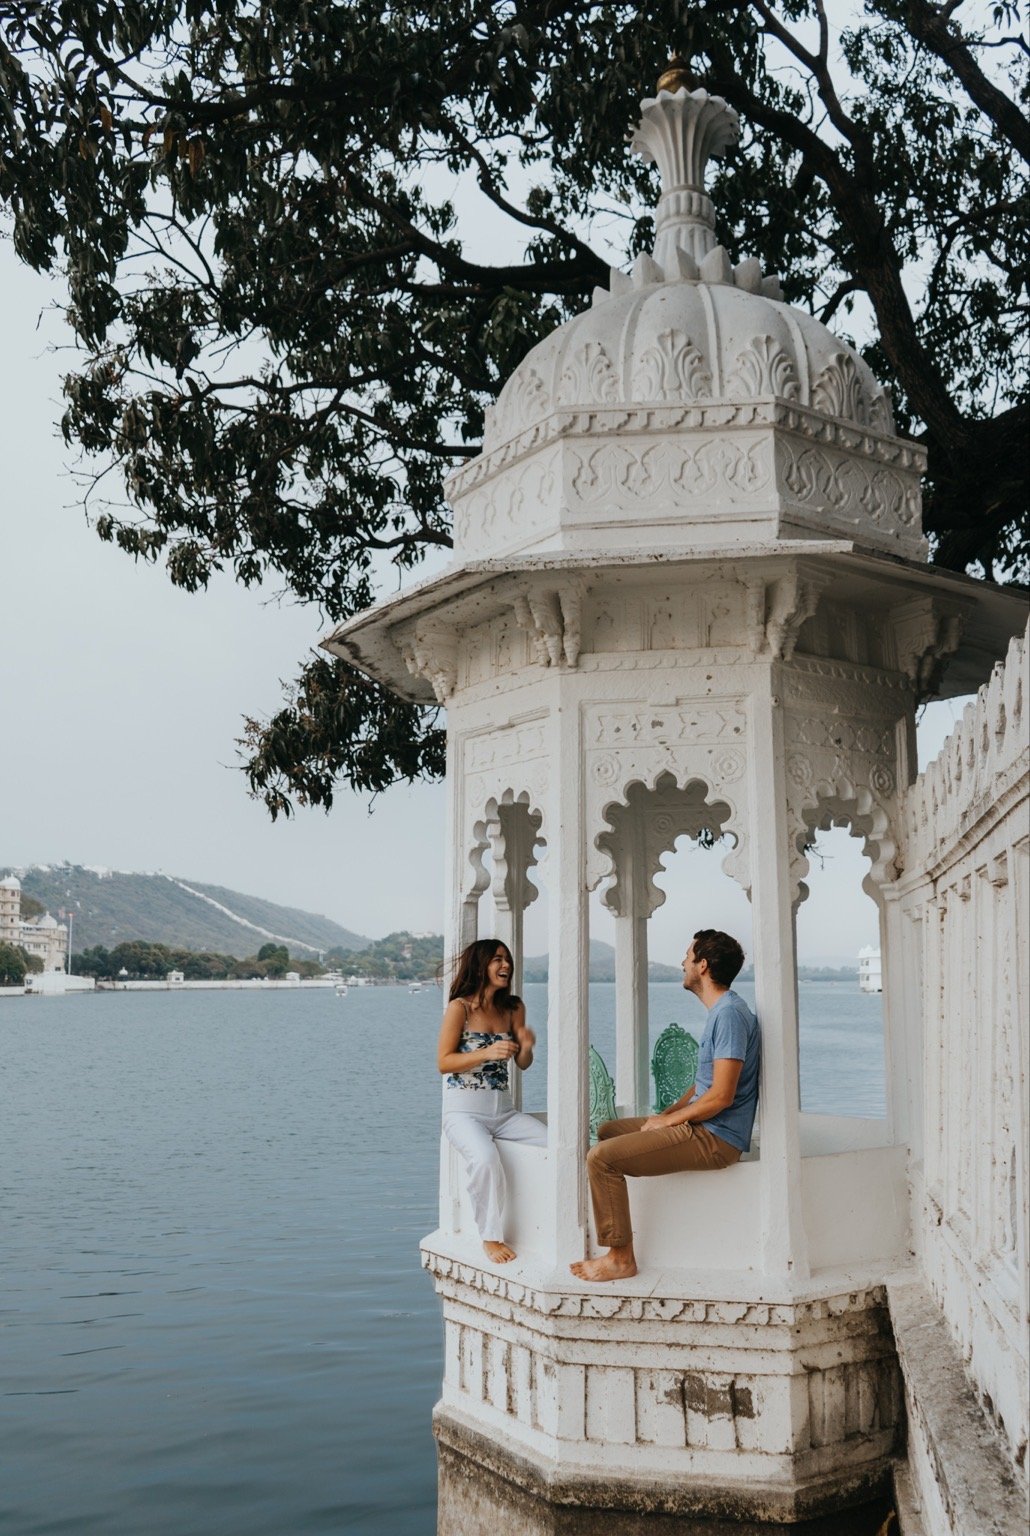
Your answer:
[587,1117,741,1248]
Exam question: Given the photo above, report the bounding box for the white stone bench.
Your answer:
[445,1114,909,1276]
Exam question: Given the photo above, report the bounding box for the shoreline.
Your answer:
[0,977,438,997]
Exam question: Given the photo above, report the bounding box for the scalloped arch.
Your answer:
[465,787,547,913]
[594,768,749,917]
[791,776,898,909]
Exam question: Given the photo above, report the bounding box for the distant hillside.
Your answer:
[4,864,369,958]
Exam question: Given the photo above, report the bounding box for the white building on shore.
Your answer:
[0,875,69,971]
[858,946,883,994]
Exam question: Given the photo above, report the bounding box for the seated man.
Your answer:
[571,928,760,1283]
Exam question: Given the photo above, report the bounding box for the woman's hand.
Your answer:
[512,1022,536,1070]
[482,1038,519,1061]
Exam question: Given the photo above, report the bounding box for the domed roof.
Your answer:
[444,77,926,567]
[485,85,892,452]
[484,271,893,453]
[1,874,21,891]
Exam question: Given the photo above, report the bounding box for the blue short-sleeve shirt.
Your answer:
[694,990,760,1152]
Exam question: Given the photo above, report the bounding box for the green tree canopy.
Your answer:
[0,942,28,985]
[1,1,1026,811]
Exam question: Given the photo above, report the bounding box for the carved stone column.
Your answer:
[491,798,541,1109]
[612,820,651,1115]
[544,696,590,1268]
[749,664,809,1279]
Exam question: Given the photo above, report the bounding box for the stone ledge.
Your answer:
[434,1404,892,1529]
[886,1280,1028,1536]
[421,1234,893,1316]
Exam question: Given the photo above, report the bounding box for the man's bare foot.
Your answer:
[483,1240,515,1263]
[569,1247,638,1282]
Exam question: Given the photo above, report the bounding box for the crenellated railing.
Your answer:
[901,622,1027,876]
[894,619,1029,1483]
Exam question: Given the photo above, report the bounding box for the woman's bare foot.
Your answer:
[483,1240,516,1263]
[569,1246,638,1282]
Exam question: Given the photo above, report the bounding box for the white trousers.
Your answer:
[442,1088,547,1242]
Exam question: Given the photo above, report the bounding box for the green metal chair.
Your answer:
[588,1044,617,1144]
[651,1023,699,1112]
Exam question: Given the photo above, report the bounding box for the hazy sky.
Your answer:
[0,222,973,966]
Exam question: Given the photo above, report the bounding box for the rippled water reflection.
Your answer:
[2,981,883,1534]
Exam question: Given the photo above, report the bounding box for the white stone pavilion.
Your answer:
[324,74,1027,1533]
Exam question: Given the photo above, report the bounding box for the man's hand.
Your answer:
[641,1114,668,1132]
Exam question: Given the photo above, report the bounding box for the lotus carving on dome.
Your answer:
[632,329,713,402]
[559,341,620,405]
[811,351,894,433]
[726,335,800,401]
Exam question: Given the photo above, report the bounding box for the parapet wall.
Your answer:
[896,622,1029,1496]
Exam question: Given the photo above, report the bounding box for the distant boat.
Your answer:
[335,984,349,997]
[409,981,423,994]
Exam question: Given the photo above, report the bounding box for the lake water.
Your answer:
[2,981,884,1535]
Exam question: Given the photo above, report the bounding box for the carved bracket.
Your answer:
[892,596,970,699]
[513,586,582,668]
[765,568,833,661]
[396,619,459,703]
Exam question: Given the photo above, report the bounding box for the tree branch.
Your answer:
[903,0,1030,162]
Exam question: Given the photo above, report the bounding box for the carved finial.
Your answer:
[630,82,740,269]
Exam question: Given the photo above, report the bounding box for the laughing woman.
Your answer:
[438,939,547,1263]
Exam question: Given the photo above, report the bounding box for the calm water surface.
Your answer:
[2,981,883,1535]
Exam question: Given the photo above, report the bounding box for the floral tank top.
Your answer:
[446,999,516,1090]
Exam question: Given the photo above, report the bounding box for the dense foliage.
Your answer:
[72,938,325,978]
[72,932,444,980]
[1,1,1026,811]
[0,942,46,983]
[327,929,443,981]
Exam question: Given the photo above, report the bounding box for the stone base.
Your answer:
[423,1242,902,1527]
[436,1411,895,1534]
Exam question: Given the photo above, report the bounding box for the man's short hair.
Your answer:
[692,929,745,987]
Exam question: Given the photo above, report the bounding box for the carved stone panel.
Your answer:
[452,445,562,555]
[462,721,551,866]
[583,701,750,892]
[567,434,774,510]
[784,695,901,904]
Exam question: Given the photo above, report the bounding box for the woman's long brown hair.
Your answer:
[449,939,520,1014]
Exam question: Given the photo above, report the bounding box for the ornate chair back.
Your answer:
[588,1044,617,1143]
[651,1023,699,1112]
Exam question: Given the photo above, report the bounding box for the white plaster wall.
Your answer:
[898,623,1030,1481]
